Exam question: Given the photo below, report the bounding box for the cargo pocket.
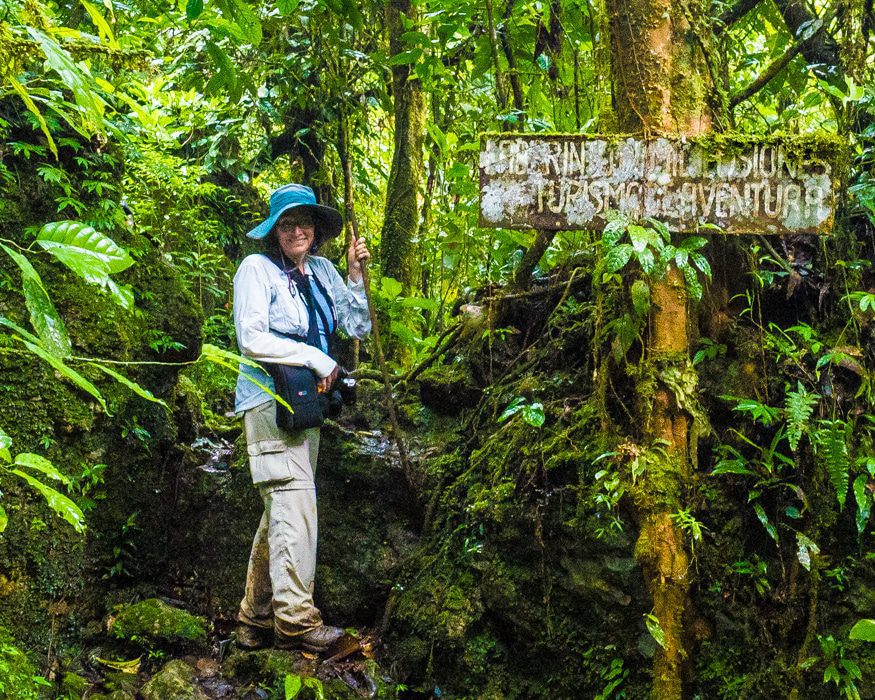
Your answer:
[247,439,293,484]
[244,401,314,487]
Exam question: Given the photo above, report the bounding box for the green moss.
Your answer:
[140,659,202,700]
[60,671,91,699]
[108,599,207,646]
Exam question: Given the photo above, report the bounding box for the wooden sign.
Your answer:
[479,135,844,234]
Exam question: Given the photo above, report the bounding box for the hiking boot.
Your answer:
[235,623,273,651]
[275,625,344,653]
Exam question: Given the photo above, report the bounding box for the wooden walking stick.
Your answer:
[340,138,412,483]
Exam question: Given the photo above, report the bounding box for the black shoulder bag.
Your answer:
[264,358,324,431]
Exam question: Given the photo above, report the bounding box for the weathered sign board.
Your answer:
[479,135,844,234]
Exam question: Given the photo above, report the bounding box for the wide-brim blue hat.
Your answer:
[247,184,343,245]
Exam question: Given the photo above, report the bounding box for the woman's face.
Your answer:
[275,210,316,261]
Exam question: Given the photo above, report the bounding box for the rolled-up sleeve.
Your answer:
[233,258,337,378]
[321,261,371,339]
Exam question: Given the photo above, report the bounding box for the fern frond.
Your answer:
[785,382,820,451]
[814,420,850,509]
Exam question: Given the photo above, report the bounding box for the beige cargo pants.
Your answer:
[238,400,324,639]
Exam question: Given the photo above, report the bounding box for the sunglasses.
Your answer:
[276,217,315,233]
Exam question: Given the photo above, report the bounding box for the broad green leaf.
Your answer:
[853,475,871,537]
[631,280,650,316]
[795,532,819,571]
[398,296,439,311]
[18,338,108,413]
[38,242,110,285]
[0,316,43,348]
[521,402,545,427]
[81,1,120,48]
[602,216,627,246]
[216,0,262,45]
[199,347,292,414]
[628,225,654,253]
[15,453,70,485]
[200,344,263,371]
[0,426,11,461]
[754,502,778,542]
[388,49,423,65]
[849,619,875,642]
[186,0,204,19]
[638,247,656,275]
[380,277,404,300]
[38,220,133,274]
[1,244,71,358]
[7,75,58,158]
[277,0,301,15]
[683,264,703,301]
[105,279,134,310]
[498,397,525,422]
[680,236,708,251]
[691,253,711,278]
[11,469,85,532]
[0,505,7,533]
[285,674,303,698]
[88,363,167,408]
[205,41,240,101]
[27,28,105,125]
[92,656,141,673]
[645,614,666,649]
[604,244,633,273]
[645,217,671,242]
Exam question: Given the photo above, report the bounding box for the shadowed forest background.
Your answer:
[0,0,874,698]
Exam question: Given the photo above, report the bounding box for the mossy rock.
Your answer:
[108,599,207,646]
[223,647,311,684]
[140,659,206,700]
[417,362,481,414]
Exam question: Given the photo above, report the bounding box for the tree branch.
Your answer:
[511,228,558,291]
[729,35,811,107]
[499,0,525,114]
[771,0,842,85]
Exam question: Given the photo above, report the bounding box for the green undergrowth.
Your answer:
[385,225,875,698]
[0,626,48,699]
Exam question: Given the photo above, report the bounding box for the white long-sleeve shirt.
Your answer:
[233,253,371,413]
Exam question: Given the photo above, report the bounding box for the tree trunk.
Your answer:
[381,0,426,295]
[605,0,713,697]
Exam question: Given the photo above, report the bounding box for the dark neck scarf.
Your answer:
[268,252,336,355]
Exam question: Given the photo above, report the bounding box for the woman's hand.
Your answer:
[347,236,371,284]
[318,365,339,393]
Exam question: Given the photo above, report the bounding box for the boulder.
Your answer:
[108,599,208,647]
[140,659,207,700]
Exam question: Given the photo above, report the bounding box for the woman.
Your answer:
[232,183,371,652]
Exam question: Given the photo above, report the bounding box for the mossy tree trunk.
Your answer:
[605,0,714,697]
[381,0,426,295]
